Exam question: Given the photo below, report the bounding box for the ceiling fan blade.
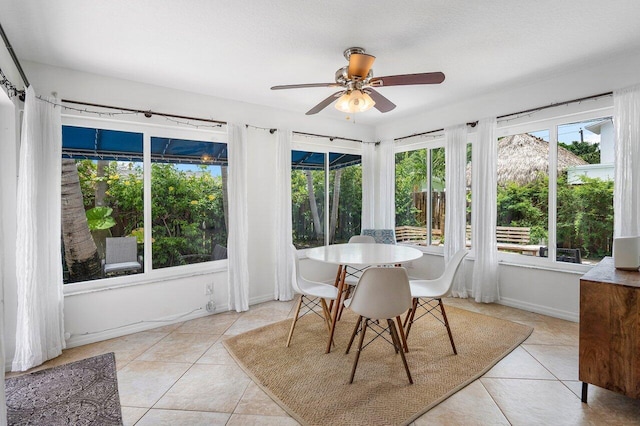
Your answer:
[306,91,345,115]
[371,72,445,87]
[365,88,396,113]
[348,53,376,79]
[271,83,340,90]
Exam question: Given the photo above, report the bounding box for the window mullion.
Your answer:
[426,149,433,246]
[548,125,558,262]
[143,133,152,271]
[325,152,330,245]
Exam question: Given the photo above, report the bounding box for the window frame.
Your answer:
[394,134,446,254]
[61,114,229,295]
[291,135,363,252]
[493,103,613,272]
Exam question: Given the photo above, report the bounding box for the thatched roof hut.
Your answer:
[466,133,588,186]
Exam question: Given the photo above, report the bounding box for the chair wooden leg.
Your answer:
[404,298,419,339]
[439,299,457,355]
[286,295,304,347]
[320,298,335,348]
[388,319,413,384]
[328,265,343,313]
[346,315,363,354]
[349,318,368,384]
[396,316,409,353]
[326,266,346,353]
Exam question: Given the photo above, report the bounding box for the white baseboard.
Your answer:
[498,296,579,322]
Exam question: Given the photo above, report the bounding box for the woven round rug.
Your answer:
[224,304,532,426]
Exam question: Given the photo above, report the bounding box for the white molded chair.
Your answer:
[344,234,376,286]
[286,244,339,348]
[403,249,469,354]
[344,267,413,384]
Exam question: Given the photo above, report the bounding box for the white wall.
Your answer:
[375,48,640,140]
[1,94,18,370]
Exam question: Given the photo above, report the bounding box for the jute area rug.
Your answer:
[5,352,123,426]
[224,305,533,426]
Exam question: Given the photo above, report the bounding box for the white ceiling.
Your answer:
[2,0,640,125]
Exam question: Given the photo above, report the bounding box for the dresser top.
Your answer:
[581,257,640,288]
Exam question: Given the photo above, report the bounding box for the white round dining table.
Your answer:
[306,243,423,266]
[305,243,423,353]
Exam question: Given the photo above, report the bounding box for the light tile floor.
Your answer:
[9,298,640,425]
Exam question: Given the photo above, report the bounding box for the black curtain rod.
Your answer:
[395,91,612,142]
[0,20,29,90]
[496,91,612,120]
[293,131,362,143]
[395,121,477,142]
[62,99,363,143]
[62,99,227,125]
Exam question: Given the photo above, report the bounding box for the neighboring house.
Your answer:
[567,118,614,183]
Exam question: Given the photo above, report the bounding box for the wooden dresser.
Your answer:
[579,256,640,402]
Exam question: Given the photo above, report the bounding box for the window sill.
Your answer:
[63,260,228,296]
[416,247,593,275]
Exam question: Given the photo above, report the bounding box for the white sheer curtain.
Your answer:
[376,139,395,228]
[471,117,499,303]
[227,123,250,312]
[614,84,640,237]
[361,142,376,229]
[0,123,6,423]
[13,87,65,371]
[445,124,469,298]
[274,129,294,301]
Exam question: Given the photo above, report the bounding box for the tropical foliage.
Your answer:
[71,160,227,275]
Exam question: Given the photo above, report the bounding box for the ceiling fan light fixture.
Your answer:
[334,90,375,113]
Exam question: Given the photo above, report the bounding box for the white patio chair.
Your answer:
[103,237,142,276]
[286,244,339,348]
[344,267,413,384]
[403,249,468,354]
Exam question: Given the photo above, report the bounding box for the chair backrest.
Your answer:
[348,235,376,244]
[348,267,411,319]
[105,237,138,264]
[435,249,469,295]
[361,229,397,245]
[212,243,228,260]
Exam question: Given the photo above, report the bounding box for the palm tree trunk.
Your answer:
[306,171,323,239]
[61,159,102,282]
[329,169,342,243]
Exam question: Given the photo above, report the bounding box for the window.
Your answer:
[150,137,228,269]
[291,150,361,248]
[62,126,144,284]
[61,125,227,284]
[395,146,446,246]
[496,130,550,256]
[556,119,613,264]
[494,114,613,266]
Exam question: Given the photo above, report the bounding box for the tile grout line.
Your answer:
[478,378,513,426]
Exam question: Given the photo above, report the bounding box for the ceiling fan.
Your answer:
[271,47,445,115]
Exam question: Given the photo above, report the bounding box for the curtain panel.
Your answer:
[445,124,469,298]
[274,129,294,301]
[376,139,395,229]
[613,84,640,237]
[471,117,499,303]
[13,87,66,371]
[227,123,250,312]
[361,142,376,230]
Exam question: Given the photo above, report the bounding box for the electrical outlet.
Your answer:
[206,283,214,295]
